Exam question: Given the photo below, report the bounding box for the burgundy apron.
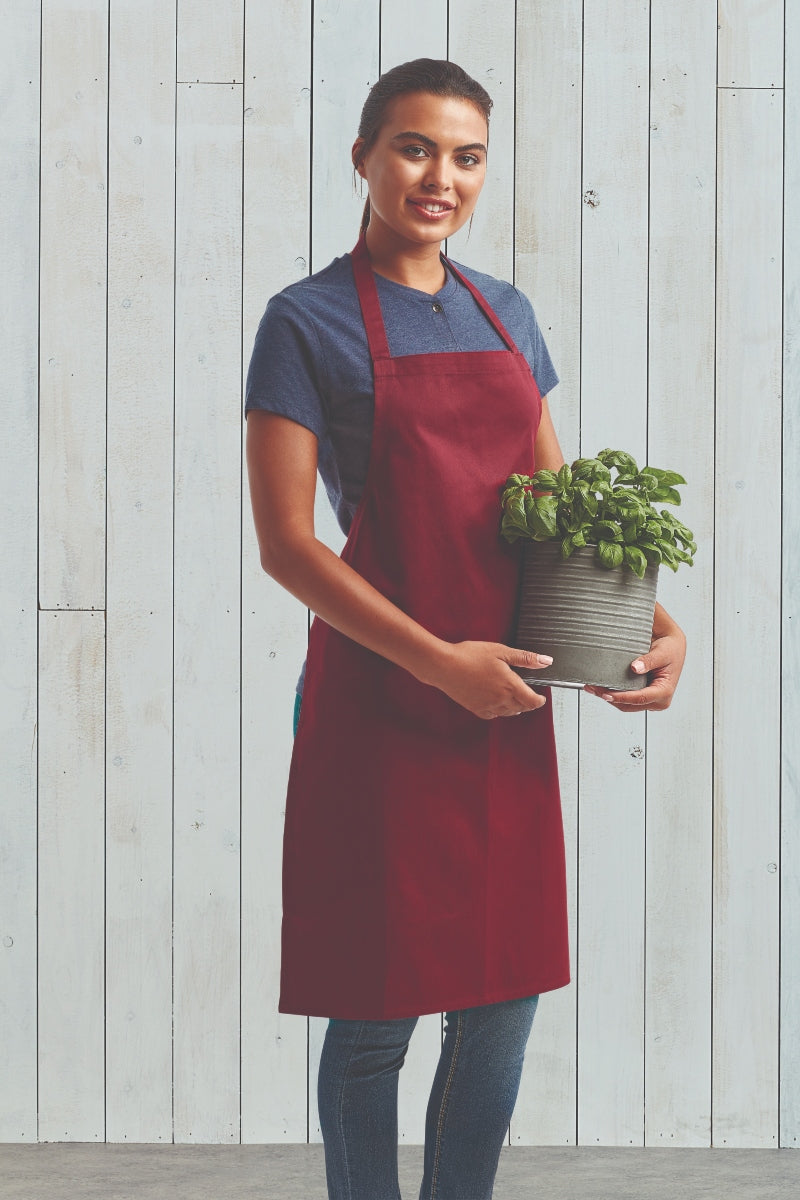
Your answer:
[279,235,569,1019]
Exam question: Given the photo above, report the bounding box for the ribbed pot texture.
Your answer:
[513,541,658,690]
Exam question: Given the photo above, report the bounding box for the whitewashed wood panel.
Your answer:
[311,0,380,271]
[644,0,717,1147]
[39,0,108,610]
[512,0,583,1146]
[104,0,176,1143]
[173,81,243,1143]
[0,0,40,1144]
[380,0,447,71]
[447,0,516,280]
[577,0,651,1147]
[782,0,800,1151]
[240,0,312,1144]
[38,611,106,1140]
[177,0,244,84]
[714,87,782,1148]
[718,0,784,88]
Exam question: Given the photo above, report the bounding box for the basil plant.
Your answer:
[501,448,696,578]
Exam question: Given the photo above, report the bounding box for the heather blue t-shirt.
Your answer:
[245,251,558,535]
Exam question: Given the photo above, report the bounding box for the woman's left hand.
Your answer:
[584,602,687,713]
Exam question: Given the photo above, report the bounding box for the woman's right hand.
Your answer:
[425,641,552,718]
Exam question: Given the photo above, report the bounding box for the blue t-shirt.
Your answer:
[245,252,558,535]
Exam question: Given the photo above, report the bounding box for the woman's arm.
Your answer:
[246,410,552,718]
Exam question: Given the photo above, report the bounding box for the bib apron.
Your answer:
[279,236,569,1020]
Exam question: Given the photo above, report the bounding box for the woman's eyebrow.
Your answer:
[391,130,488,154]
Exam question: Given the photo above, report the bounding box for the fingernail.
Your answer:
[537,654,553,666]
[601,692,615,703]
[632,659,646,673]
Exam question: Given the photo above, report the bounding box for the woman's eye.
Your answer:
[457,154,480,168]
[403,145,428,158]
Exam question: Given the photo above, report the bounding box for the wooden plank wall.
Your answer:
[0,0,796,1149]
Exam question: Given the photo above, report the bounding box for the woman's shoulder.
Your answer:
[448,259,533,318]
[268,253,358,318]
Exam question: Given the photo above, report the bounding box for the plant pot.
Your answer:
[513,541,658,691]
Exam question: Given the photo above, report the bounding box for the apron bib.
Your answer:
[279,236,569,1019]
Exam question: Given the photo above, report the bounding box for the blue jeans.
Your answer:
[317,994,539,1200]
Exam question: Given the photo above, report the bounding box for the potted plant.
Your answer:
[500,449,696,690]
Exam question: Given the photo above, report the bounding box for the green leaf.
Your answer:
[622,521,642,544]
[647,468,686,487]
[651,486,682,506]
[557,463,572,491]
[637,471,659,492]
[598,448,639,476]
[531,469,559,491]
[592,520,623,543]
[597,540,625,569]
[527,494,559,539]
[623,545,648,578]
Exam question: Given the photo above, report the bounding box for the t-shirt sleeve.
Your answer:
[514,287,559,397]
[244,292,328,440]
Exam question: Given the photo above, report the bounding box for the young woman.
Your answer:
[246,58,686,1200]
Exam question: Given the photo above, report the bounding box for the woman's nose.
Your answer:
[423,158,452,190]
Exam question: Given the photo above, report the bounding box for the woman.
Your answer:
[246,58,685,1200]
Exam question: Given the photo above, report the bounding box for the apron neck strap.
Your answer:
[350,231,521,359]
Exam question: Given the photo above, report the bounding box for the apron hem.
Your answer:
[278,971,571,1021]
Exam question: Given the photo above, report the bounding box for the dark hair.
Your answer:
[354,58,493,230]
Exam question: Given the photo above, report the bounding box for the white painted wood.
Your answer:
[39,0,108,610]
[104,0,176,1143]
[173,81,243,1143]
[380,0,447,71]
[38,611,106,1140]
[177,0,244,84]
[644,0,717,1148]
[577,0,651,1147]
[713,87,782,1148]
[308,1016,327,1143]
[782,0,800,1151]
[311,0,380,271]
[446,0,516,280]
[718,0,784,88]
[240,0,312,1145]
[511,0,583,1147]
[0,0,40,1144]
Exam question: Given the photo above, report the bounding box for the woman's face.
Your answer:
[353,91,488,251]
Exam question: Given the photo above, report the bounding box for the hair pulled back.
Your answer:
[354,58,493,231]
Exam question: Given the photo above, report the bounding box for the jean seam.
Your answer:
[428,1010,465,1200]
[334,1020,365,1200]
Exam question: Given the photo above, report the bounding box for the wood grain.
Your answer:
[172,80,243,1143]
[713,86,782,1148]
[644,0,717,1148]
[39,0,108,609]
[782,0,800,1151]
[104,0,177,1143]
[38,611,106,1140]
[0,0,41,1144]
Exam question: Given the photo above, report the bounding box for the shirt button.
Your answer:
[432,302,443,313]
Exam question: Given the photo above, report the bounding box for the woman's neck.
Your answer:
[364,225,447,294]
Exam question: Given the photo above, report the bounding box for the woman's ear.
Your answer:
[352,138,367,178]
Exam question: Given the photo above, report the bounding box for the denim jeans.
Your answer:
[317,993,539,1200]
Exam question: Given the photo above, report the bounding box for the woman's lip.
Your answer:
[407,199,456,220]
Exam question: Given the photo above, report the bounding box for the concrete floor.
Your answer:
[1,1144,798,1200]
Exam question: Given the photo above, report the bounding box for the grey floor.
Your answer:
[1,1144,799,1200]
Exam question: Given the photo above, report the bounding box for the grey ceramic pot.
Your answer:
[513,541,658,691]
